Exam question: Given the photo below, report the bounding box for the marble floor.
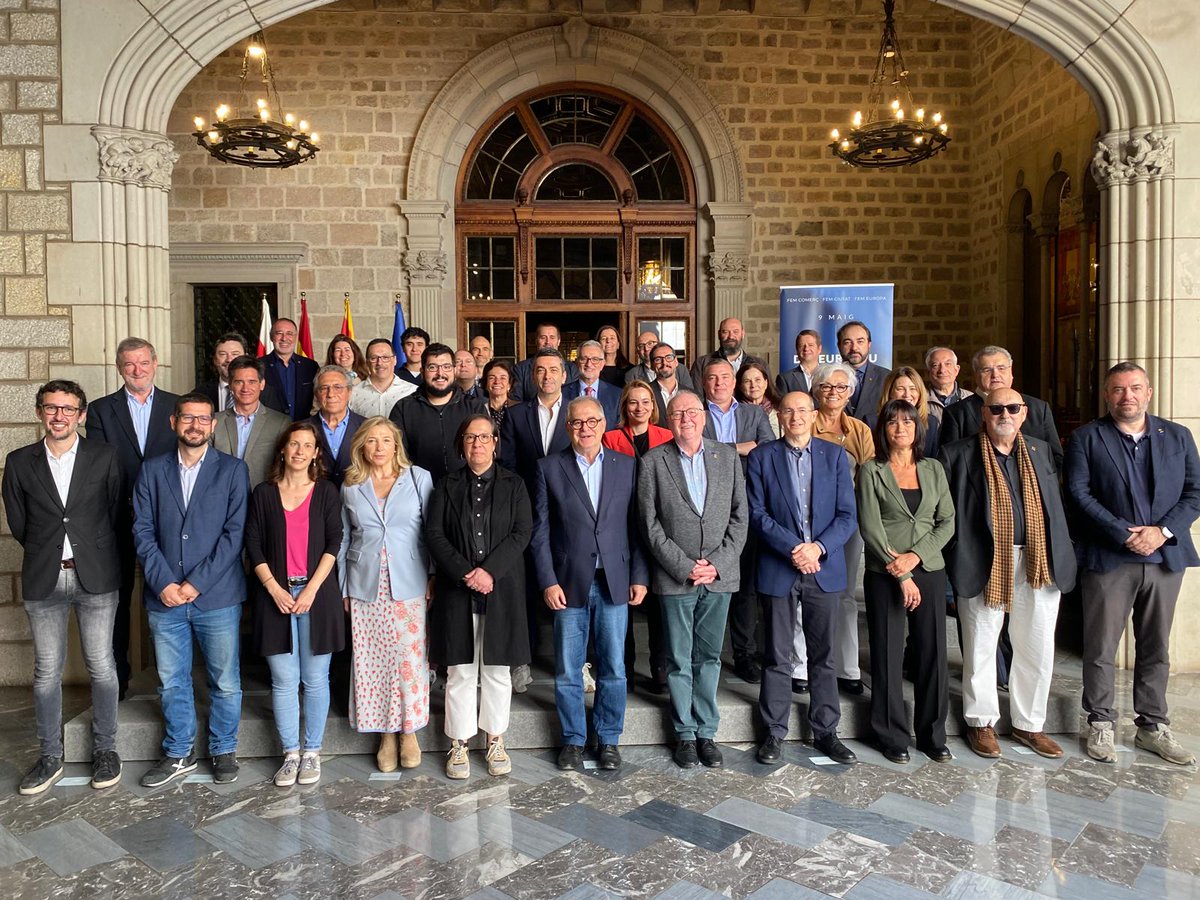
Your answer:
[1,664,1199,899]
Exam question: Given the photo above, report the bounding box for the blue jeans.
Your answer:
[147,602,242,758]
[24,569,119,758]
[265,587,332,753]
[553,577,628,747]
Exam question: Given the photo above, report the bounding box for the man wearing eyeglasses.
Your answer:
[638,392,748,769]
[4,381,123,795]
[308,366,366,487]
[350,338,416,418]
[625,330,664,384]
[647,342,695,422]
[389,343,486,483]
[531,397,648,771]
[939,388,1076,760]
[132,393,251,787]
[940,346,1063,471]
[566,339,621,426]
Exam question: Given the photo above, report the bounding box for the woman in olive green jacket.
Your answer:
[856,399,956,764]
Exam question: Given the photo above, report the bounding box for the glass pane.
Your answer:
[536,237,561,268]
[535,164,617,202]
[466,112,537,200]
[592,270,617,299]
[638,236,685,301]
[615,114,685,201]
[530,93,622,147]
[493,270,514,301]
[467,320,518,363]
[536,270,561,298]
[637,319,688,362]
[464,236,515,301]
[467,270,489,300]
[592,238,617,269]
[493,239,514,267]
[563,237,590,268]
[534,236,620,301]
[467,237,488,267]
[563,270,590,300]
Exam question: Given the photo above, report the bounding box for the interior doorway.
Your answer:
[524,310,622,363]
[193,283,278,381]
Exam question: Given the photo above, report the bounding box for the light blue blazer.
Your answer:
[339,466,434,602]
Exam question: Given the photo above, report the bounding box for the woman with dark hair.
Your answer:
[482,359,519,430]
[245,421,345,787]
[856,399,955,764]
[426,413,533,779]
[326,334,369,382]
[602,380,673,458]
[735,359,782,438]
[596,325,631,387]
[864,366,941,457]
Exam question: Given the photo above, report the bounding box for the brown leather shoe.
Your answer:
[1012,728,1063,759]
[966,725,1001,758]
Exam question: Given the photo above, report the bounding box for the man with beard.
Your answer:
[836,322,891,421]
[132,393,250,786]
[390,343,487,483]
[690,317,753,386]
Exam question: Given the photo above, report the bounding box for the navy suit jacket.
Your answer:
[531,448,648,607]
[263,352,319,420]
[511,357,579,402]
[132,447,250,611]
[308,411,366,487]
[564,379,622,429]
[499,398,572,492]
[848,361,891,420]
[747,437,858,596]
[86,388,179,506]
[1065,414,1200,573]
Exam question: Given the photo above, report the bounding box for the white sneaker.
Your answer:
[511,664,532,694]
[1135,725,1196,765]
[486,736,511,776]
[274,754,301,787]
[1086,721,1117,763]
[582,663,596,694]
[446,740,470,779]
[297,752,321,785]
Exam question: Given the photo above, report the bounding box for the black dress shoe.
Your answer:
[813,734,857,764]
[733,657,762,684]
[791,678,809,694]
[758,735,783,765]
[922,746,953,762]
[881,746,910,764]
[837,678,865,695]
[644,676,668,695]
[557,744,583,770]
[696,738,723,768]
[674,740,699,768]
[597,744,621,770]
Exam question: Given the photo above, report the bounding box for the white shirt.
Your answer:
[350,374,417,419]
[178,447,208,510]
[45,438,78,560]
[537,394,563,455]
[217,380,232,411]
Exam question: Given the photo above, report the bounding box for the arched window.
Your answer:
[456,85,697,363]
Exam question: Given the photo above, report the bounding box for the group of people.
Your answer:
[5,313,1197,797]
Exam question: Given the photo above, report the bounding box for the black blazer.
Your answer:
[263,352,320,421]
[307,411,365,487]
[194,379,285,415]
[244,479,345,657]
[940,393,1063,471]
[939,434,1077,599]
[848,361,892,420]
[85,388,180,506]
[2,437,122,599]
[498,398,572,492]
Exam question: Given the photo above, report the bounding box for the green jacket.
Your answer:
[855,457,955,580]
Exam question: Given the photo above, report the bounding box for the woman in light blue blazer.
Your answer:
[339,416,434,773]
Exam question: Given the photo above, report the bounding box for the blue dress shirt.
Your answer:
[707,398,739,444]
[126,388,154,455]
[678,441,708,514]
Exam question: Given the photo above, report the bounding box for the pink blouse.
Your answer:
[283,488,313,578]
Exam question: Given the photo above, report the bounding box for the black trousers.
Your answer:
[760,573,840,739]
[729,530,762,660]
[864,568,948,752]
[626,593,667,677]
[112,525,138,689]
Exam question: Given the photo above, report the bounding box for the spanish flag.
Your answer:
[340,294,355,340]
[297,296,315,359]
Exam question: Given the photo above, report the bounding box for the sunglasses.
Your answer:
[985,403,1025,415]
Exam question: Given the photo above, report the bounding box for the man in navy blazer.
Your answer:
[85,336,179,697]
[133,392,250,788]
[1066,362,1200,766]
[532,396,648,771]
[564,339,621,426]
[308,365,366,487]
[747,391,858,765]
[263,317,320,420]
[837,322,891,421]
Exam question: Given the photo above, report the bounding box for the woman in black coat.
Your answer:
[426,413,533,780]
[245,421,345,788]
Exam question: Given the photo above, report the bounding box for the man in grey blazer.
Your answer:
[838,322,891,421]
[212,356,291,487]
[638,391,748,770]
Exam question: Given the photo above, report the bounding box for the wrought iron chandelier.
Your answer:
[829,0,950,169]
[191,30,318,169]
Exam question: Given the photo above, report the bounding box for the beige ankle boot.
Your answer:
[376,732,398,773]
[399,731,422,768]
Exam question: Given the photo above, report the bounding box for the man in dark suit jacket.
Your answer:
[511,322,578,402]
[939,345,1063,470]
[263,318,320,421]
[85,336,179,697]
[940,388,1076,762]
[3,380,124,795]
[132,392,250,788]
[194,331,284,415]
[308,365,365,487]
[532,396,648,772]
[775,329,822,396]
[1066,362,1200,766]
[564,339,622,427]
[837,322,890,420]
[747,390,859,765]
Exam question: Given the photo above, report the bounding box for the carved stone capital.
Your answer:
[707,251,749,286]
[403,249,447,286]
[92,126,179,190]
[1091,132,1174,188]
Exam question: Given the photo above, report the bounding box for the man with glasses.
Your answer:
[263,318,320,421]
[351,338,416,418]
[532,397,648,771]
[638,392,748,769]
[924,346,970,417]
[626,331,668,385]
[212,355,290,488]
[389,343,486,483]
[836,322,891,421]
[940,388,1076,760]
[308,366,365,487]
[511,323,579,402]
[4,381,123,794]
[566,339,621,425]
[648,342,694,423]
[940,345,1063,471]
[132,393,251,787]
[454,349,483,400]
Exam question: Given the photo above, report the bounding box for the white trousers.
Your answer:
[958,547,1061,731]
[793,528,863,679]
[443,613,513,742]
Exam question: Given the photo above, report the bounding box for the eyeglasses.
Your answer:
[367,354,395,363]
[424,363,454,373]
[818,383,850,394]
[985,403,1025,415]
[651,354,676,364]
[578,356,605,365]
[668,409,704,421]
[463,433,495,445]
[567,417,604,430]
[39,404,81,416]
[177,414,214,425]
[979,365,1012,376]
[316,384,349,394]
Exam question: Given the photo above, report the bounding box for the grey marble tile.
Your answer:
[843,872,940,898]
[0,823,34,867]
[475,805,576,859]
[108,812,215,873]
[941,870,1043,899]
[653,770,745,813]
[579,771,675,817]
[945,790,1088,842]
[1057,821,1165,887]
[905,826,979,872]
[1159,820,1200,875]
[370,807,483,863]
[656,879,734,899]
[1045,757,1120,800]
[60,854,165,897]
[810,762,905,809]
[785,831,891,896]
[1134,863,1200,898]
[18,817,127,877]
[745,877,836,898]
[197,810,311,870]
[462,888,511,900]
[1042,785,1169,838]
[968,825,1066,891]
[738,765,825,810]
[699,832,808,897]
[868,792,1000,843]
[623,798,749,853]
[277,808,400,865]
[1037,868,1159,899]
[433,777,525,821]
[705,797,835,849]
[415,842,538,900]
[341,843,440,897]
[1117,761,1197,800]
[541,801,662,855]
[964,758,1049,803]
[505,772,598,819]
[874,841,960,893]
[893,761,972,806]
[591,835,719,899]
[787,796,916,846]
[489,838,621,900]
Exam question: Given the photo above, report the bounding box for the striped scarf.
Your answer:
[979,432,1051,610]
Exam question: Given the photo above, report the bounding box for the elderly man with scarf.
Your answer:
[939,387,1076,759]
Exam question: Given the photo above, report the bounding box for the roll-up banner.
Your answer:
[779,283,895,372]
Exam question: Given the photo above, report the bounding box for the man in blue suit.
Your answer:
[532,396,648,771]
[133,392,250,788]
[1066,362,1200,766]
[748,390,858,765]
[308,365,366,487]
[564,339,621,426]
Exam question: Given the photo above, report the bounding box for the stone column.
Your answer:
[1026,211,1058,402]
[703,202,753,353]
[398,200,451,345]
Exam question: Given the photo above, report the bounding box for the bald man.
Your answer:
[690,318,755,387]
